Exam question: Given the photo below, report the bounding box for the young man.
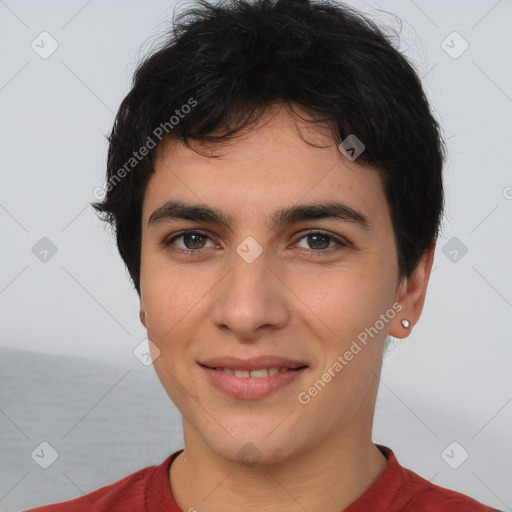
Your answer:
[27,0,500,510]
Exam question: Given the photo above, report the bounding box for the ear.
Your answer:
[139,302,147,327]
[389,245,435,339]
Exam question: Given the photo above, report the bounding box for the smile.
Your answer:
[207,366,302,377]
[199,364,308,400]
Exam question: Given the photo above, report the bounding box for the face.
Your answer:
[140,104,405,465]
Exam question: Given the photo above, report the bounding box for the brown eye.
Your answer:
[305,233,330,250]
[180,232,207,249]
[164,230,216,253]
[294,230,348,253]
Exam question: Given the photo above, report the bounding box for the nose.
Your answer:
[210,249,290,340]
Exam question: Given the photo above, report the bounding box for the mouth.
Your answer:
[198,358,309,400]
[199,364,308,378]
[199,355,308,371]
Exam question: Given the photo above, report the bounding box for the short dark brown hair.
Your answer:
[92,0,445,295]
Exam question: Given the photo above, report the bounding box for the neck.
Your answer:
[169,431,387,512]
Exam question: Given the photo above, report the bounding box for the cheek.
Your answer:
[141,252,211,340]
[293,265,391,338]
[151,355,201,422]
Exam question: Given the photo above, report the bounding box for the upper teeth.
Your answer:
[218,367,292,378]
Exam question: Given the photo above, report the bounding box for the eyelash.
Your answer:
[163,229,349,257]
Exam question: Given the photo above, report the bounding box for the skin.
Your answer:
[139,103,435,512]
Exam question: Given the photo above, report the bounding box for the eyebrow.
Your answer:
[147,200,372,231]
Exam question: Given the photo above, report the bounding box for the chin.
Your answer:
[199,419,309,467]
[209,438,291,467]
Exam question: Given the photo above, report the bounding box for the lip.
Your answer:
[200,365,308,400]
[198,355,309,400]
[199,355,308,371]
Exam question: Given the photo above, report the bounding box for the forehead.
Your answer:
[142,105,389,231]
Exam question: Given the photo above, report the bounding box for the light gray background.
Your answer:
[1,0,511,511]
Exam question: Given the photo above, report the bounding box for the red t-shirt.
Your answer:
[25,445,500,511]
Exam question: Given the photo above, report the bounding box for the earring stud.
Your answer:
[401,319,410,328]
